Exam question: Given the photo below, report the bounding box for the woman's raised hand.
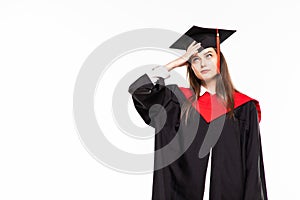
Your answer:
[164,41,201,71]
[181,41,201,62]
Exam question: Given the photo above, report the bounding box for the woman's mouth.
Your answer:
[201,69,210,74]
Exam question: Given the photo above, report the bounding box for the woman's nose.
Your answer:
[200,60,206,68]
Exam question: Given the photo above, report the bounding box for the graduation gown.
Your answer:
[128,73,268,200]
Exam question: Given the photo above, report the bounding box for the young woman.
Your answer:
[128,26,268,200]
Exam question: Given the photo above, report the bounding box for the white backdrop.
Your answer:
[1,0,299,199]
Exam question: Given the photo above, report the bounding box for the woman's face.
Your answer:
[190,47,218,82]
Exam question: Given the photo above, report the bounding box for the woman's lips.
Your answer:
[201,69,210,74]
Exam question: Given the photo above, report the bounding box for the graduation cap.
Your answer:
[169,25,236,73]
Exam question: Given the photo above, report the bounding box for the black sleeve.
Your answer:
[243,104,268,200]
[128,74,174,128]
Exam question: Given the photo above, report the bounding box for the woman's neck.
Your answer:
[202,78,216,94]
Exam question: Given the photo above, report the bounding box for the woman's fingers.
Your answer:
[182,42,202,62]
[192,43,201,53]
[193,42,201,50]
[188,41,196,49]
[188,42,201,52]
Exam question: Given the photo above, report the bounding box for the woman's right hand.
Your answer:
[181,41,201,63]
[164,41,201,71]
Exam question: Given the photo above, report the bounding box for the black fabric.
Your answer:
[128,74,268,200]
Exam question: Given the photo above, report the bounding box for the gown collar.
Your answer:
[200,85,216,96]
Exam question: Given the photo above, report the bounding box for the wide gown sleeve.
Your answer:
[128,65,174,128]
[243,104,268,200]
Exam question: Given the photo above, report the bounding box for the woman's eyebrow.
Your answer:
[204,51,213,55]
[190,55,200,60]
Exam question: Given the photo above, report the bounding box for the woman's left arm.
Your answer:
[243,103,268,200]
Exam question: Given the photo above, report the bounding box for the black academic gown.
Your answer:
[128,74,268,200]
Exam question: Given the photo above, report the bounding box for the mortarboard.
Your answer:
[169,25,236,73]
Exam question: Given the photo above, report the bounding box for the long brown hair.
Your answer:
[180,49,237,124]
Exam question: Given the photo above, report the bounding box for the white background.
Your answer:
[1,0,299,199]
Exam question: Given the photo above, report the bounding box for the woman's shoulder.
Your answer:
[177,86,193,97]
[162,85,191,103]
[234,90,261,122]
[176,86,203,102]
[234,90,258,100]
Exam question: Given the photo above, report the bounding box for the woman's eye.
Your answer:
[192,57,200,62]
[206,54,212,58]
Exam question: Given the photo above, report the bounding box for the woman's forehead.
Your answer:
[200,47,215,54]
[192,47,215,57]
